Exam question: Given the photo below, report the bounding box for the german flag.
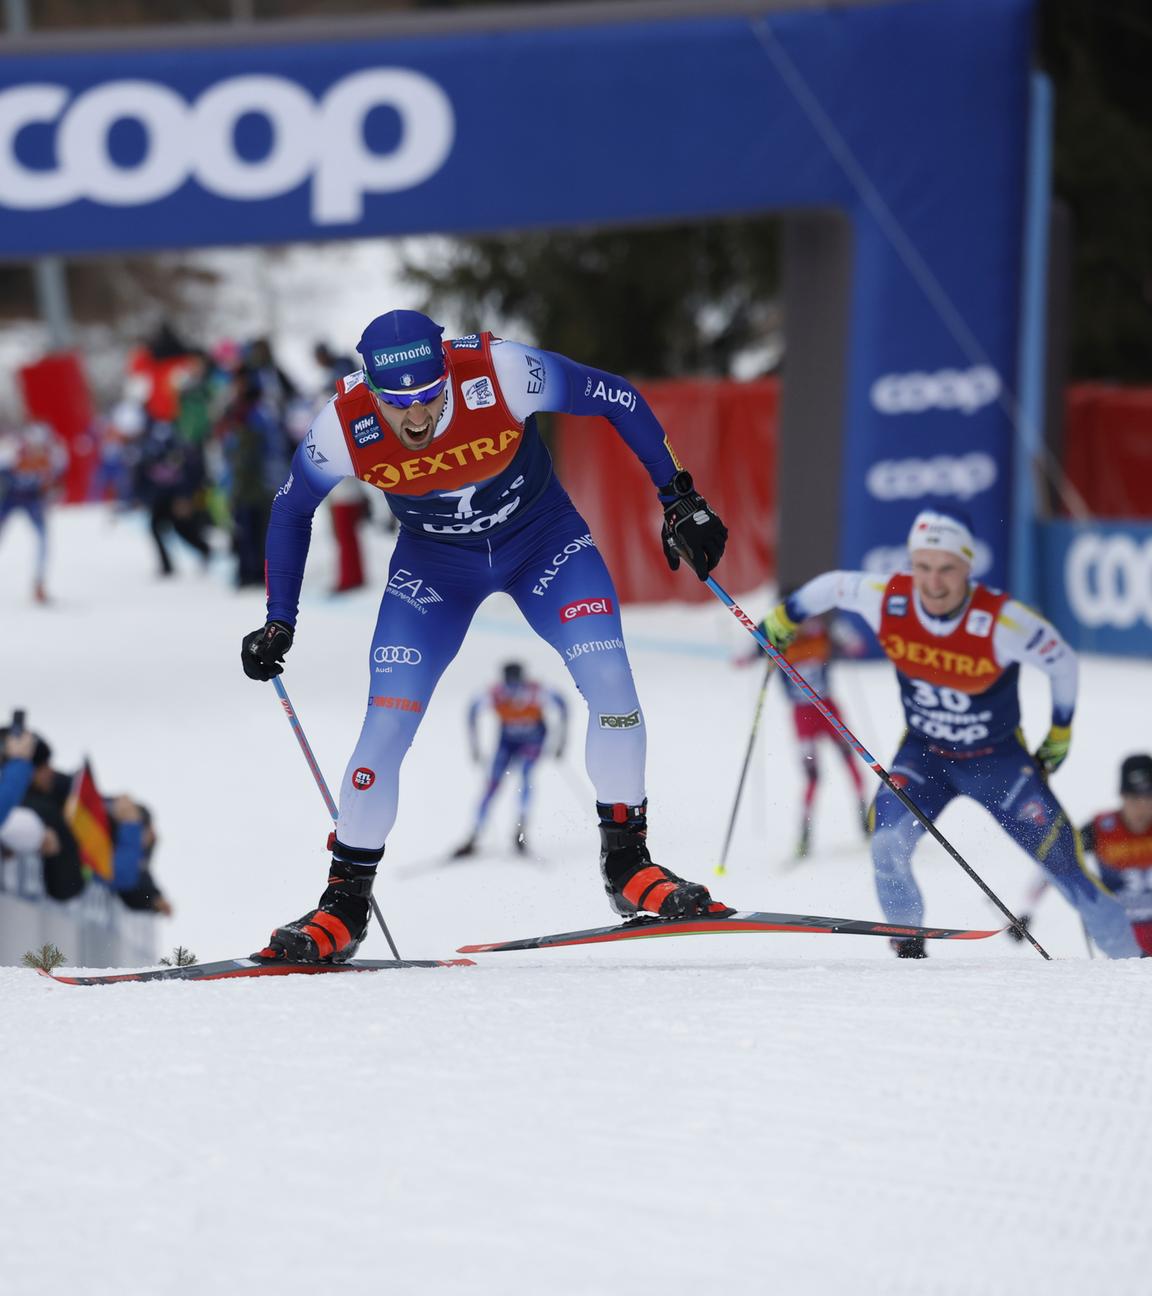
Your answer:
[65,759,114,882]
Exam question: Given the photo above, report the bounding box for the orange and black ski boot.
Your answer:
[256,839,383,963]
[597,800,731,919]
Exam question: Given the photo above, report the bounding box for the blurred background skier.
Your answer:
[755,509,1141,959]
[737,611,869,859]
[0,418,67,604]
[452,661,568,860]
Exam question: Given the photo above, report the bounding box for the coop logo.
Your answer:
[1066,532,1152,629]
[373,645,422,666]
[0,68,455,223]
[560,597,613,622]
[866,453,998,502]
[351,415,380,446]
[870,366,1001,416]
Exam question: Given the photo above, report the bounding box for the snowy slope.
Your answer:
[3,505,1151,1295]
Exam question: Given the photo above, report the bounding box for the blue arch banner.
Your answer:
[0,0,1034,585]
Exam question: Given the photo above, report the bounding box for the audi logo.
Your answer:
[1066,533,1152,629]
[373,645,422,665]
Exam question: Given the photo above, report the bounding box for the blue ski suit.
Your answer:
[264,333,682,853]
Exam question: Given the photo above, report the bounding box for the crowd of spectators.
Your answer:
[93,323,379,591]
[0,718,171,916]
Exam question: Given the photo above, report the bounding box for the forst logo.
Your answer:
[0,68,455,223]
[560,597,614,622]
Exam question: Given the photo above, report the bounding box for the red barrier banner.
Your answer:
[555,378,777,604]
[18,352,96,503]
[1064,384,1152,519]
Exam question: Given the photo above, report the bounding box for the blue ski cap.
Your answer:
[357,310,446,404]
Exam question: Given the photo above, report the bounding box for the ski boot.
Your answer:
[795,820,812,859]
[257,839,383,963]
[597,800,731,919]
[451,835,478,860]
[513,824,528,856]
[891,936,927,959]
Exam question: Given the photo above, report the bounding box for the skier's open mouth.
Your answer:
[399,417,436,450]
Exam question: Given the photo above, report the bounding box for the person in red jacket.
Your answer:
[1080,755,1152,955]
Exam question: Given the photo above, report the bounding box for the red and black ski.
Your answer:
[458,911,1001,954]
[38,956,475,985]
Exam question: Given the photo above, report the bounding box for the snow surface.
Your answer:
[3,505,1151,1295]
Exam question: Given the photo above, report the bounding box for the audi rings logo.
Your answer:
[373,645,422,666]
[870,366,1001,416]
[1066,533,1152,629]
[866,453,997,502]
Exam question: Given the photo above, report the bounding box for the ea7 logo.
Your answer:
[560,597,613,621]
[598,710,641,730]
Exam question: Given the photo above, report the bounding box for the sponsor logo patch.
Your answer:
[372,340,435,369]
[371,696,422,712]
[373,645,422,668]
[362,428,521,491]
[560,597,614,622]
[525,353,546,396]
[531,533,597,596]
[352,767,376,790]
[885,595,908,616]
[385,568,443,615]
[598,710,642,730]
[965,610,993,637]
[450,334,482,350]
[351,414,381,446]
[274,473,293,500]
[565,637,625,661]
[462,376,496,410]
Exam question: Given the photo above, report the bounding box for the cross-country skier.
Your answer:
[241,311,730,962]
[1078,754,1152,955]
[451,661,568,860]
[738,614,869,858]
[755,509,1140,958]
[0,419,67,604]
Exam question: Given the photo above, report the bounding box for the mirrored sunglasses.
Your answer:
[368,375,447,409]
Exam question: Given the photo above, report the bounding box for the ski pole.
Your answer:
[715,654,775,876]
[704,576,1050,959]
[271,675,402,960]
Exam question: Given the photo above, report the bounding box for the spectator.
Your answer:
[0,729,36,823]
[216,368,286,588]
[1080,754,1152,955]
[0,729,84,901]
[108,796,173,916]
[133,421,212,577]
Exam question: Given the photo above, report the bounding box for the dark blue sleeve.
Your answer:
[265,444,338,627]
[0,757,33,822]
[535,350,680,491]
[112,820,145,892]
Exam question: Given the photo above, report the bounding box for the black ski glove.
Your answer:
[659,471,728,581]
[241,621,295,681]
